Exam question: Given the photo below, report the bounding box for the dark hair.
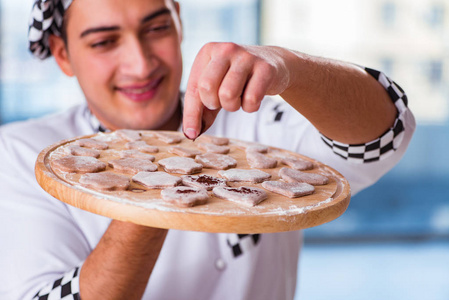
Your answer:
[60,6,70,45]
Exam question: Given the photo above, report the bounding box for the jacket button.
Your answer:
[215,258,226,271]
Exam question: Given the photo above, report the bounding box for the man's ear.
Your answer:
[48,35,74,77]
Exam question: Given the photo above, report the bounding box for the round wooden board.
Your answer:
[35,130,351,233]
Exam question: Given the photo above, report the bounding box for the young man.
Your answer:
[0,0,415,299]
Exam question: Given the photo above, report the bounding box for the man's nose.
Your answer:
[120,37,158,78]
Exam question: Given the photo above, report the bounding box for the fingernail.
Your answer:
[184,128,197,140]
[205,104,220,110]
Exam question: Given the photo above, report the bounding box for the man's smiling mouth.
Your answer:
[116,77,163,101]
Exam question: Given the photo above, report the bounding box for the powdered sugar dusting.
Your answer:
[40,130,350,230]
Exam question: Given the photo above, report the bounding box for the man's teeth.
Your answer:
[127,87,150,93]
[121,81,157,94]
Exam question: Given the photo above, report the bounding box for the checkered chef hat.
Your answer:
[28,0,74,59]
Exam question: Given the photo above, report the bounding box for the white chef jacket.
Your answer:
[0,70,415,300]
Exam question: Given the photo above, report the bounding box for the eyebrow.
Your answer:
[80,8,172,38]
[80,26,120,38]
[141,8,171,24]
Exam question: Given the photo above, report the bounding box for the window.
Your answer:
[380,57,394,76]
[426,59,444,84]
[426,3,445,28]
[381,1,396,27]
[0,0,83,124]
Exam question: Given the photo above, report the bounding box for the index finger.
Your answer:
[183,45,216,140]
[182,87,203,140]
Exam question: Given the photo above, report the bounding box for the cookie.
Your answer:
[181,174,227,191]
[75,138,109,150]
[64,145,101,158]
[203,136,229,146]
[120,150,156,161]
[267,149,296,160]
[161,186,209,207]
[116,129,142,142]
[218,169,271,183]
[213,186,268,207]
[109,158,158,175]
[246,151,277,169]
[52,156,107,174]
[79,171,130,191]
[195,153,237,170]
[132,171,182,189]
[126,141,159,153]
[197,143,230,154]
[234,141,269,153]
[261,181,315,198]
[246,145,269,153]
[279,167,329,185]
[169,146,202,158]
[154,132,183,144]
[280,157,313,171]
[158,157,203,174]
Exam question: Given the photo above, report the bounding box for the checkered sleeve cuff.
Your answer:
[320,67,408,163]
[32,266,81,300]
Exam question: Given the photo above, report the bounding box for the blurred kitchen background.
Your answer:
[1,0,448,299]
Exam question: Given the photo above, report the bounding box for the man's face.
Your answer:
[62,0,183,130]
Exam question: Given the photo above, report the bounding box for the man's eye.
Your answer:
[91,39,115,48]
[153,25,170,31]
[145,24,171,34]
